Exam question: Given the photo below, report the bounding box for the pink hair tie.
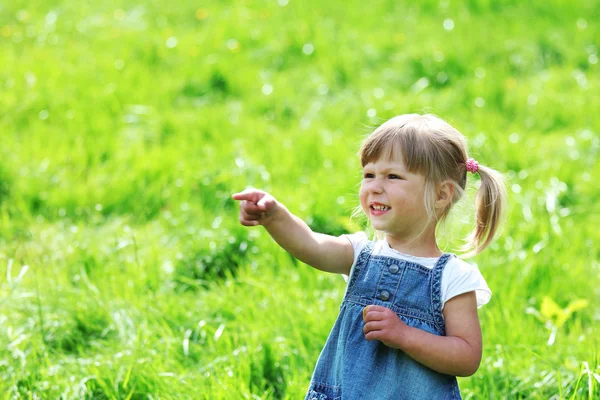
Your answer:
[465,158,479,173]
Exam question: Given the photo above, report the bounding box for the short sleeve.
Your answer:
[442,259,492,308]
[341,231,369,282]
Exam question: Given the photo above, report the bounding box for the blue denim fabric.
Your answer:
[305,242,462,400]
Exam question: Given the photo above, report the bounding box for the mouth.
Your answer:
[369,202,391,215]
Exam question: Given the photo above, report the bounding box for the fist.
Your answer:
[231,189,279,226]
[362,305,407,349]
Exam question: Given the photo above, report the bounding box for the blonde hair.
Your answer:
[358,114,506,256]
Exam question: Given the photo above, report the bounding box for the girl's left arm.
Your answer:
[362,291,482,377]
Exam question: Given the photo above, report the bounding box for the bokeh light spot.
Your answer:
[443,18,454,31]
[262,84,273,95]
[302,43,314,55]
[166,36,178,48]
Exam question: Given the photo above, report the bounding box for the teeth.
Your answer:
[372,205,390,211]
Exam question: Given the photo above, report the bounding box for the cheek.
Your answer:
[359,187,368,206]
[359,193,370,215]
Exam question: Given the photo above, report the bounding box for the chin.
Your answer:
[369,221,387,231]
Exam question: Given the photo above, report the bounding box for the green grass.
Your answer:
[1,0,599,398]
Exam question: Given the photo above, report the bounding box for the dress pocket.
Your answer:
[305,382,342,400]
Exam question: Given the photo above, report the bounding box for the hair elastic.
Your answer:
[465,158,479,174]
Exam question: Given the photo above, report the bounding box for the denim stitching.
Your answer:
[431,253,453,335]
[368,255,432,274]
[306,382,342,400]
[345,241,374,297]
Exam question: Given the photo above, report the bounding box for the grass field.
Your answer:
[1,0,599,398]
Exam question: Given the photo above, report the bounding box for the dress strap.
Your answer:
[356,240,375,266]
[345,241,375,296]
[430,253,454,335]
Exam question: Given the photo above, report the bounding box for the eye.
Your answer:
[388,174,402,180]
[363,172,374,179]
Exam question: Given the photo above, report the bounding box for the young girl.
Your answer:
[232,114,506,399]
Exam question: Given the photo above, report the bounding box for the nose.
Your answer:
[364,178,383,194]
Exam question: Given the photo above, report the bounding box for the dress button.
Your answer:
[379,290,390,301]
[389,264,399,274]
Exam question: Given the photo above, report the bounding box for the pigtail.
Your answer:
[463,164,507,256]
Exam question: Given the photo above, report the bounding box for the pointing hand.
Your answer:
[231,189,279,226]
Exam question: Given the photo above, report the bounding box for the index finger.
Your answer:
[231,189,264,203]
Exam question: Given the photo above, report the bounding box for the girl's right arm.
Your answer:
[232,189,354,275]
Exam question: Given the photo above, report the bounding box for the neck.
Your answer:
[384,226,442,258]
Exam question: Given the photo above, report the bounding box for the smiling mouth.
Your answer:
[371,204,390,211]
[370,203,391,213]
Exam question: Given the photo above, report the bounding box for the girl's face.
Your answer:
[359,157,430,239]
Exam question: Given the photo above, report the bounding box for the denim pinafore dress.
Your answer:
[305,241,462,400]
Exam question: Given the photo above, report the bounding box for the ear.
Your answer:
[435,180,455,210]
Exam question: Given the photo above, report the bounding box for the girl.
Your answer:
[232,114,506,399]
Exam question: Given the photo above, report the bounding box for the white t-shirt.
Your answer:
[342,232,491,309]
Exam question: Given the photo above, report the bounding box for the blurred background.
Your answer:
[0,0,599,398]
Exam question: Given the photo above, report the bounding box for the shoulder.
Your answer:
[341,231,371,253]
[341,232,382,283]
[445,257,478,274]
[442,256,492,308]
[342,232,389,257]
